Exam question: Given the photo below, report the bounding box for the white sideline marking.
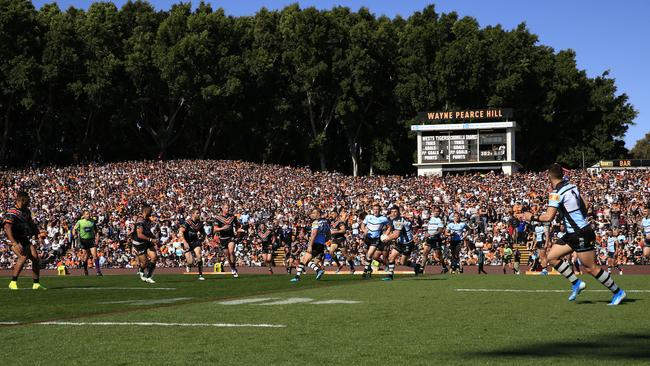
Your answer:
[0,322,19,325]
[36,321,286,328]
[254,297,313,306]
[99,297,192,305]
[218,298,279,305]
[456,288,650,293]
[311,300,361,305]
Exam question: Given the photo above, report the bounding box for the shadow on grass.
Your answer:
[467,332,650,360]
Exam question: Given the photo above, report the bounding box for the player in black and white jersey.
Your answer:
[519,164,625,305]
[179,209,205,280]
[213,203,239,278]
[131,204,160,284]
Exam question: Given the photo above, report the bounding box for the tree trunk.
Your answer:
[0,107,11,165]
[201,123,217,159]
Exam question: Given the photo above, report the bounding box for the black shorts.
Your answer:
[426,236,443,250]
[364,236,384,250]
[219,237,234,247]
[450,240,462,249]
[535,241,544,249]
[645,238,650,247]
[607,251,616,259]
[262,245,274,254]
[132,241,155,256]
[79,239,96,250]
[503,256,512,264]
[394,241,415,256]
[310,243,326,257]
[186,241,202,252]
[557,227,596,253]
[331,237,346,247]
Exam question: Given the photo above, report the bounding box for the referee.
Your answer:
[73,210,102,276]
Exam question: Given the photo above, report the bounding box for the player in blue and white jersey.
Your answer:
[605,230,623,275]
[641,206,650,264]
[361,203,390,279]
[533,222,551,275]
[519,164,625,305]
[291,208,330,282]
[421,207,448,274]
[445,213,467,273]
[382,206,419,281]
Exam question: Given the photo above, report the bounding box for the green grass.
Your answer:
[1,273,649,365]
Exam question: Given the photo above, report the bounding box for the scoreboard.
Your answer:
[421,131,507,163]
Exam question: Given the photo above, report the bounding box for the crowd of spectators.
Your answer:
[1,160,648,271]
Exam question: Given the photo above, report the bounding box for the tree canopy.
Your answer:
[0,1,637,174]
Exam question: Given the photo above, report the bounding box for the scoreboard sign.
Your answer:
[421,131,507,163]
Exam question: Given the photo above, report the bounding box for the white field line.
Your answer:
[0,322,19,325]
[455,288,650,293]
[254,297,313,306]
[99,297,192,305]
[1,287,176,291]
[218,298,279,305]
[35,321,286,328]
[310,300,361,305]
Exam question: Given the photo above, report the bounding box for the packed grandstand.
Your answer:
[1,160,649,271]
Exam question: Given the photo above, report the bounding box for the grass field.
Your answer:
[1,272,649,365]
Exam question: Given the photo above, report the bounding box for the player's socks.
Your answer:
[83,261,89,275]
[146,262,156,278]
[607,266,612,273]
[594,269,620,293]
[308,261,319,273]
[296,263,305,278]
[333,257,341,268]
[197,260,203,276]
[94,258,101,274]
[387,261,395,276]
[554,260,579,284]
[347,260,355,272]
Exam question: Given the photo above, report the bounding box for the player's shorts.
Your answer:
[185,241,202,252]
[261,244,274,254]
[11,240,33,254]
[645,238,650,247]
[449,240,462,249]
[219,237,234,247]
[503,256,512,264]
[331,236,346,247]
[364,236,383,250]
[132,240,154,256]
[425,236,443,250]
[535,241,544,249]
[557,227,596,253]
[607,251,616,259]
[394,241,415,256]
[311,242,326,257]
[79,239,96,250]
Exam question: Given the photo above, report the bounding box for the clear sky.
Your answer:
[32,0,649,148]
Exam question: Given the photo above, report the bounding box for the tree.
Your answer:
[631,132,650,159]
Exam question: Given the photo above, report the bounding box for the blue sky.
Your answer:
[33,0,649,148]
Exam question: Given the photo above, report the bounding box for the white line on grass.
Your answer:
[0,322,19,325]
[1,287,177,291]
[456,289,650,293]
[36,321,286,328]
[254,297,313,306]
[310,300,362,305]
[218,298,279,305]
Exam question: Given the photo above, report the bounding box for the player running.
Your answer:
[5,191,46,290]
[641,206,650,264]
[278,222,294,274]
[73,210,102,276]
[213,203,239,278]
[605,229,623,275]
[131,204,160,284]
[533,221,550,275]
[421,207,447,274]
[179,209,205,280]
[361,203,390,279]
[291,208,330,282]
[329,210,353,273]
[382,206,419,281]
[257,223,276,275]
[446,213,467,274]
[519,164,626,305]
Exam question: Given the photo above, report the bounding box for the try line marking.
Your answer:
[2,321,285,328]
[456,288,650,293]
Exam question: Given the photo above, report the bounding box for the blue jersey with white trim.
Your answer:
[642,217,650,236]
[390,216,414,244]
[311,219,330,245]
[547,181,589,233]
[363,215,389,239]
[427,217,444,236]
[446,222,467,241]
